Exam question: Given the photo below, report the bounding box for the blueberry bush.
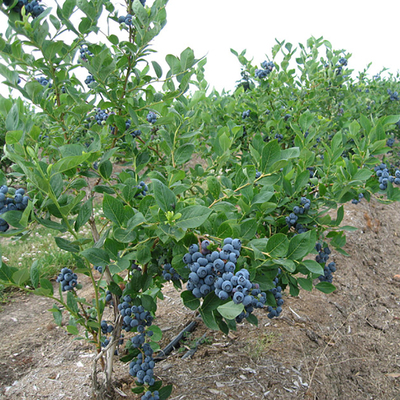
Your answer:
[0,1,399,399]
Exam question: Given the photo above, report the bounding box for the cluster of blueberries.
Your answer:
[94,265,103,273]
[336,57,348,75]
[387,137,395,148]
[84,74,95,86]
[285,197,311,228]
[135,181,148,197]
[4,0,45,17]
[266,269,284,319]
[94,108,109,125]
[118,14,133,26]
[129,343,157,388]
[387,89,399,101]
[117,296,154,333]
[374,163,400,190]
[274,133,284,142]
[36,76,52,88]
[242,110,250,119]
[255,61,275,79]
[125,119,142,139]
[56,268,78,292]
[146,111,157,124]
[141,390,160,400]
[183,238,271,323]
[316,243,336,283]
[0,186,29,232]
[100,320,124,353]
[351,193,364,205]
[79,44,93,63]
[101,320,114,335]
[162,262,181,282]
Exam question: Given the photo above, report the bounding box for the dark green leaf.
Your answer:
[30,260,39,288]
[75,198,92,232]
[315,282,336,294]
[158,385,173,400]
[55,237,80,253]
[103,194,125,226]
[67,291,80,314]
[12,269,30,286]
[266,234,289,258]
[81,248,110,267]
[181,290,200,310]
[152,179,176,212]
[176,205,211,229]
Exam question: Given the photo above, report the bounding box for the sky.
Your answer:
[0,0,399,95]
[150,0,400,92]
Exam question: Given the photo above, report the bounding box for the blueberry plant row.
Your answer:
[0,1,399,400]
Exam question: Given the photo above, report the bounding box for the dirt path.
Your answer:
[1,198,400,400]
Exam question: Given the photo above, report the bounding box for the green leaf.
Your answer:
[52,307,63,326]
[151,60,163,78]
[176,205,211,229]
[36,217,67,232]
[52,153,92,175]
[181,290,200,310]
[287,230,315,260]
[217,301,244,320]
[147,325,162,342]
[207,176,220,199]
[246,313,258,326]
[266,234,289,258]
[75,198,92,232]
[67,291,80,314]
[6,130,23,144]
[333,205,344,227]
[298,277,313,291]
[81,248,110,267]
[0,262,17,284]
[40,278,54,295]
[273,258,296,272]
[132,0,148,25]
[299,111,314,132]
[131,387,145,395]
[158,385,173,400]
[240,218,257,240]
[103,194,125,227]
[295,170,311,191]
[126,212,145,230]
[141,294,157,312]
[66,325,80,335]
[260,140,281,172]
[152,179,176,212]
[136,245,151,265]
[315,282,336,294]
[352,168,373,181]
[0,210,23,228]
[302,260,324,275]
[200,291,220,312]
[199,307,219,330]
[113,227,137,243]
[55,237,80,253]
[12,269,30,286]
[99,160,112,180]
[30,260,40,288]
[174,143,194,165]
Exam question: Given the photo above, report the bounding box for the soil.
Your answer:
[1,197,400,400]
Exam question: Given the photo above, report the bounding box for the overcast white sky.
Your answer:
[151,0,400,92]
[0,0,399,95]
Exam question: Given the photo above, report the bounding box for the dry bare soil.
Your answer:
[1,198,400,400]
